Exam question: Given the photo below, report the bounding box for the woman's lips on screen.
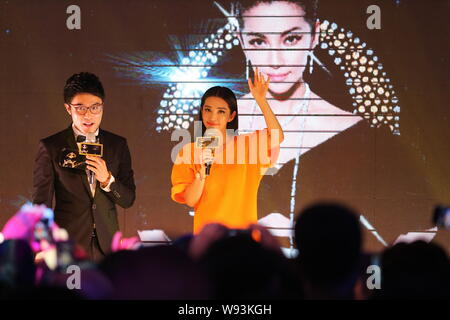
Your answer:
[266,72,291,82]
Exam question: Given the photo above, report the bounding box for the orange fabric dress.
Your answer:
[171,129,280,234]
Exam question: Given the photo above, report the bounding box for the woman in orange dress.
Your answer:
[171,69,284,234]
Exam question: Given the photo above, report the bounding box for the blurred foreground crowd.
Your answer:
[0,203,448,300]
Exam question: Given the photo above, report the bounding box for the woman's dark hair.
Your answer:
[198,86,239,135]
[236,0,319,36]
[63,72,105,104]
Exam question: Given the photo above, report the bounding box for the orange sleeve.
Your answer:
[171,146,195,204]
[256,128,280,168]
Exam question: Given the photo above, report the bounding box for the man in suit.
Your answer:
[32,72,136,260]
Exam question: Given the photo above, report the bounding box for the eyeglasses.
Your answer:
[69,103,103,115]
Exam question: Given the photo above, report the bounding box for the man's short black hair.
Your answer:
[63,72,105,104]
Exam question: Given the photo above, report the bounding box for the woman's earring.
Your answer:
[307,51,314,74]
[307,49,332,76]
[246,59,255,81]
[246,60,250,79]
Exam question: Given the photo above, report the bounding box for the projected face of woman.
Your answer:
[240,1,317,96]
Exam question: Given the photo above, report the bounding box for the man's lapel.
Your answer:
[64,126,78,150]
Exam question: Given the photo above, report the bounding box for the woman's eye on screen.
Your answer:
[248,38,266,47]
[284,35,302,46]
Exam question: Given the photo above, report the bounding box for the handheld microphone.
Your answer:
[205,158,213,176]
[195,129,220,176]
[86,133,96,185]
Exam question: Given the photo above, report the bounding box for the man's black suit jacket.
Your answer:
[32,126,136,254]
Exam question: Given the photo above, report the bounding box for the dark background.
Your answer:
[0,0,448,251]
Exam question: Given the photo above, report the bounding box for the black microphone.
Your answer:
[205,160,212,176]
[85,133,96,185]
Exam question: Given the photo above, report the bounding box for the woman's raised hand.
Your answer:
[248,67,270,102]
